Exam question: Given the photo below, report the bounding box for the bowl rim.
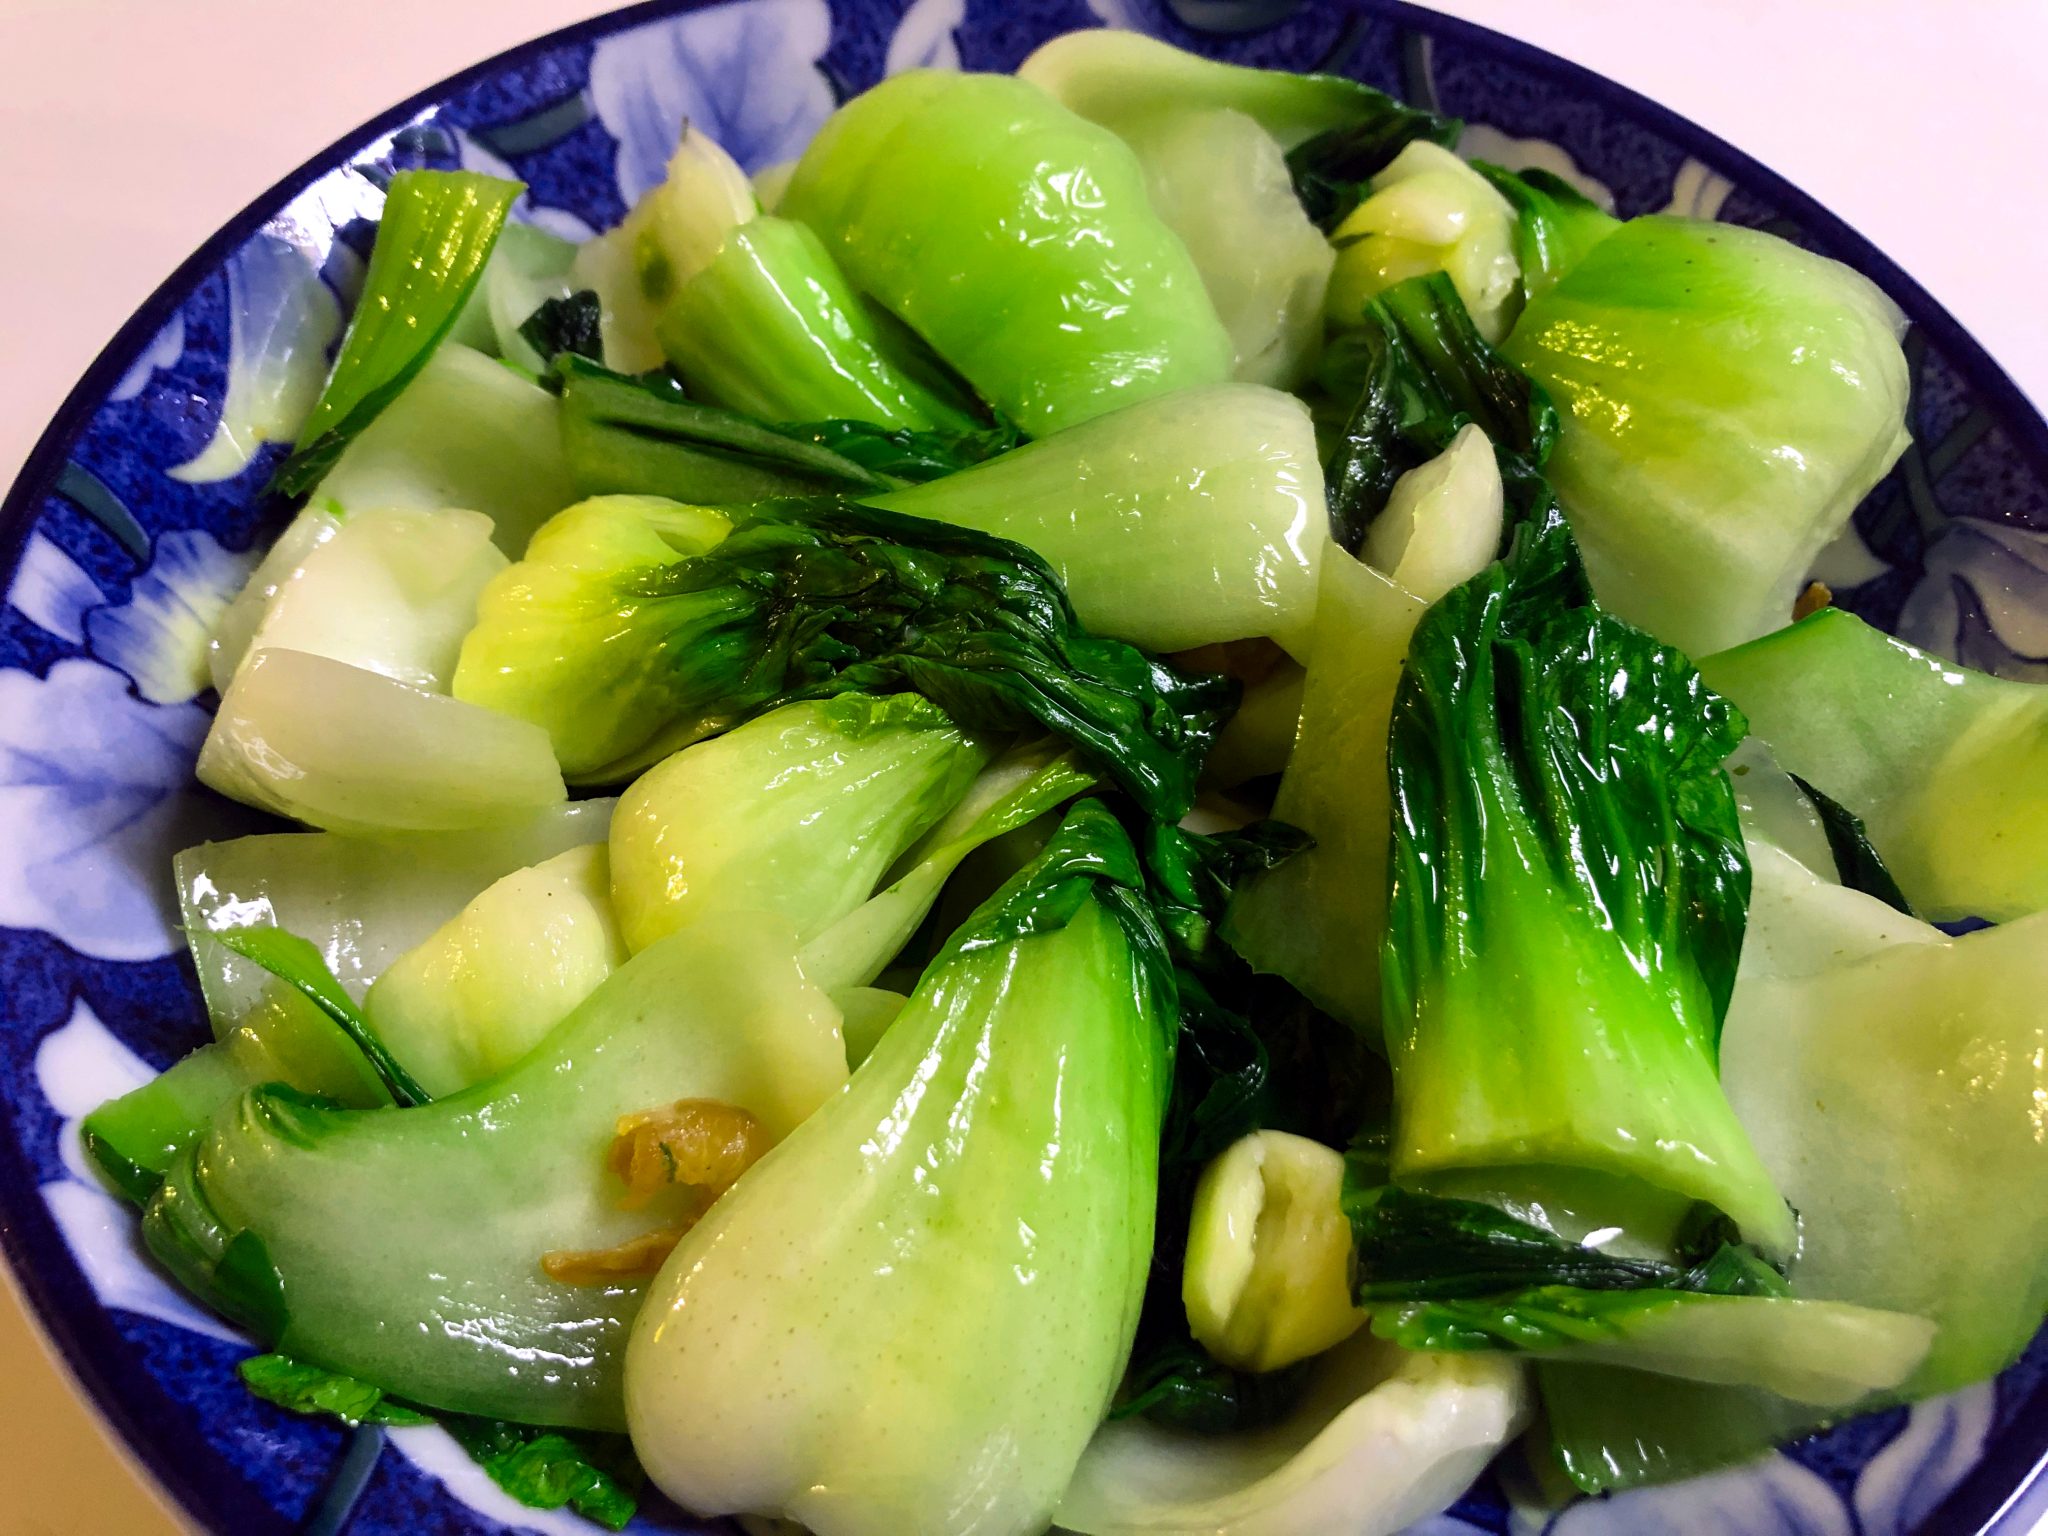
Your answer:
[1,1,2043,1532]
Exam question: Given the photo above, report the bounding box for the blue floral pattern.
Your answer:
[1,3,2044,1533]
[588,0,836,194]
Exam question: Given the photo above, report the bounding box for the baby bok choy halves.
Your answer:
[144,913,849,1429]
[1375,500,1791,1255]
[626,802,1175,1536]
[74,23,2048,1536]
[452,496,1231,818]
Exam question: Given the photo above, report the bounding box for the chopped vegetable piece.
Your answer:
[796,739,1099,994]
[1223,421,1508,1031]
[270,171,520,496]
[241,1359,647,1536]
[1203,659,1305,788]
[1723,900,2048,1394]
[1018,29,1436,153]
[1537,876,2048,1492]
[1373,1288,1931,1406]
[1290,121,1468,234]
[657,217,981,431]
[1701,607,2048,921]
[783,70,1232,435]
[517,288,603,367]
[210,506,505,695]
[363,844,628,1096]
[1320,272,1557,550]
[1327,142,1520,342]
[1019,34,1355,390]
[872,384,1325,658]
[1788,772,1914,916]
[1741,839,1940,990]
[1119,108,1336,389]
[84,1044,282,1204]
[456,221,581,371]
[1221,550,1424,1030]
[204,924,431,1106]
[441,1417,643,1531]
[1472,163,1620,303]
[554,355,888,503]
[624,802,1174,1536]
[1381,504,1792,1255]
[1058,1333,1523,1536]
[454,497,1232,819]
[208,504,343,689]
[1360,422,1505,601]
[1502,216,1910,656]
[200,648,567,834]
[240,1353,433,1428]
[609,695,988,953]
[309,342,577,557]
[175,802,614,1026]
[616,122,756,309]
[142,913,847,1429]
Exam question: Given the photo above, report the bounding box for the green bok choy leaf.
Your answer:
[1701,606,2048,922]
[269,170,520,497]
[453,496,1234,820]
[1379,502,1793,1256]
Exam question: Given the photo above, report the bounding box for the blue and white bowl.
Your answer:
[3,2,2044,1532]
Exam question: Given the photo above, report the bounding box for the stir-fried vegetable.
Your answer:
[1326,142,1520,342]
[1538,850,2048,1491]
[210,505,505,694]
[657,215,979,431]
[144,913,847,1429]
[1225,426,1501,1029]
[1019,29,1421,389]
[871,383,1325,657]
[624,803,1174,1534]
[1702,606,2048,921]
[310,342,577,556]
[75,26,2048,1536]
[268,170,519,496]
[454,496,1231,818]
[201,648,568,833]
[1058,1334,1523,1536]
[363,844,628,1097]
[782,70,1233,435]
[1500,213,1911,656]
[1378,502,1792,1255]
[607,694,989,953]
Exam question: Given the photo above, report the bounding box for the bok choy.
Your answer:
[1701,606,2048,921]
[624,802,1173,1536]
[1377,502,1792,1256]
[453,496,1232,819]
[1500,214,1911,656]
[143,913,847,1429]
[72,29,2048,1536]
[269,170,519,497]
[782,70,1233,435]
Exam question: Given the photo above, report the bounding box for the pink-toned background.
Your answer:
[1,2,2044,1530]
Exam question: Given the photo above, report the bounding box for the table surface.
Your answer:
[1,3,2044,1533]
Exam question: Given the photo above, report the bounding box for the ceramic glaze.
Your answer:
[2,1,2044,1532]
